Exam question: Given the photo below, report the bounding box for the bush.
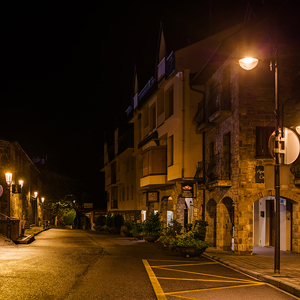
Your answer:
[186,220,208,241]
[141,212,162,236]
[64,209,76,226]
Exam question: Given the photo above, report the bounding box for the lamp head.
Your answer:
[239,56,259,70]
[5,173,12,185]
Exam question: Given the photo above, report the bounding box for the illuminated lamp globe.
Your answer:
[296,126,300,135]
[5,172,12,185]
[239,57,259,70]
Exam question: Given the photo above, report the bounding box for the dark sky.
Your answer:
[0,1,265,180]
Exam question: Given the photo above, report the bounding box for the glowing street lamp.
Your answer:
[239,50,281,274]
[238,56,259,70]
[34,191,38,199]
[5,173,12,186]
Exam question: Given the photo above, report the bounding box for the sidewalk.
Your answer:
[204,246,300,298]
[0,226,45,246]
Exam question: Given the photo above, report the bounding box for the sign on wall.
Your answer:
[147,191,159,202]
[255,166,264,183]
[181,183,194,198]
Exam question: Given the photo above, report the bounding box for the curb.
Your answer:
[14,228,49,244]
[203,253,300,298]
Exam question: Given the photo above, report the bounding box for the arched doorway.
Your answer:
[218,197,234,251]
[253,196,295,251]
[206,199,217,247]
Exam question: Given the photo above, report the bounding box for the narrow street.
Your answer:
[0,229,298,300]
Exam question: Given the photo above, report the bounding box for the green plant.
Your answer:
[186,220,208,241]
[64,209,76,226]
[93,215,107,231]
[129,222,142,235]
[141,212,162,236]
[113,214,124,231]
[175,230,210,250]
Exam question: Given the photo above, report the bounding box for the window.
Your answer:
[223,132,231,180]
[167,211,173,226]
[141,210,147,222]
[167,135,174,166]
[143,106,149,128]
[256,127,273,157]
[111,187,118,209]
[157,94,164,116]
[150,104,156,130]
[165,86,174,118]
[127,186,129,200]
[221,66,231,110]
[131,185,134,199]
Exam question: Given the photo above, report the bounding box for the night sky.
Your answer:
[1,1,270,182]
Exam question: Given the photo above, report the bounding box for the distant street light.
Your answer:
[5,172,12,239]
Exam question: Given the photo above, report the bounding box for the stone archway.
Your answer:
[250,190,300,254]
[217,197,234,251]
[206,198,217,247]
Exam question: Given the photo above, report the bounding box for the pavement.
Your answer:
[1,229,300,298]
[204,246,300,298]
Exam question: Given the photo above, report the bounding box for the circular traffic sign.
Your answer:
[269,127,300,164]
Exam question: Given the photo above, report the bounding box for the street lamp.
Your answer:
[239,49,281,274]
[5,172,12,239]
[5,173,12,217]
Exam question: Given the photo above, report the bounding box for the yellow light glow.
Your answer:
[34,191,38,198]
[19,180,24,188]
[296,126,300,135]
[5,172,12,185]
[239,56,259,70]
[41,197,45,203]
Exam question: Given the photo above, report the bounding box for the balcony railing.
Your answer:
[195,154,231,184]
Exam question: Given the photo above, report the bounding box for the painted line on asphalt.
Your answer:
[164,282,265,297]
[144,259,266,300]
[142,259,167,300]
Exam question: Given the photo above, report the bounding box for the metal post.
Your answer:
[274,51,280,274]
[7,185,11,239]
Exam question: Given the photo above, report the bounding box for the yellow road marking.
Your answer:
[143,259,265,300]
[154,266,258,283]
[156,277,254,283]
[151,262,217,268]
[142,259,167,300]
[165,282,265,295]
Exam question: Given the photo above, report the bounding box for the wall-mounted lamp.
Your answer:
[12,179,24,194]
[34,191,38,199]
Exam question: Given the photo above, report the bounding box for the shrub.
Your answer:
[64,209,76,226]
[141,212,162,236]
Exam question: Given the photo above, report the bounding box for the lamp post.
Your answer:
[5,172,12,239]
[239,50,281,274]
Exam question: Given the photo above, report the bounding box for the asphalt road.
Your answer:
[0,229,298,300]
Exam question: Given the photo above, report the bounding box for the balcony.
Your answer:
[195,154,232,188]
[290,158,300,186]
[140,146,167,187]
[194,101,215,133]
[207,84,232,123]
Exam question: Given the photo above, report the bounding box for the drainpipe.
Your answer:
[180,71,185,179]
[190,84,206,221]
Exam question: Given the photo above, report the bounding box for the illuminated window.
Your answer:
[141,210,147,222]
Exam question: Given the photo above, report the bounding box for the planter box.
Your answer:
[176,246,206,257]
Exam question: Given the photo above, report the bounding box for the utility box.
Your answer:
[10,217,20,241]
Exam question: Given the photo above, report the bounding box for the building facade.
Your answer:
[102,8,300,254]
[0,140,43,229]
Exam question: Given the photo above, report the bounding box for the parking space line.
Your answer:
[143,259,265,300]
[142,259,167,300]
